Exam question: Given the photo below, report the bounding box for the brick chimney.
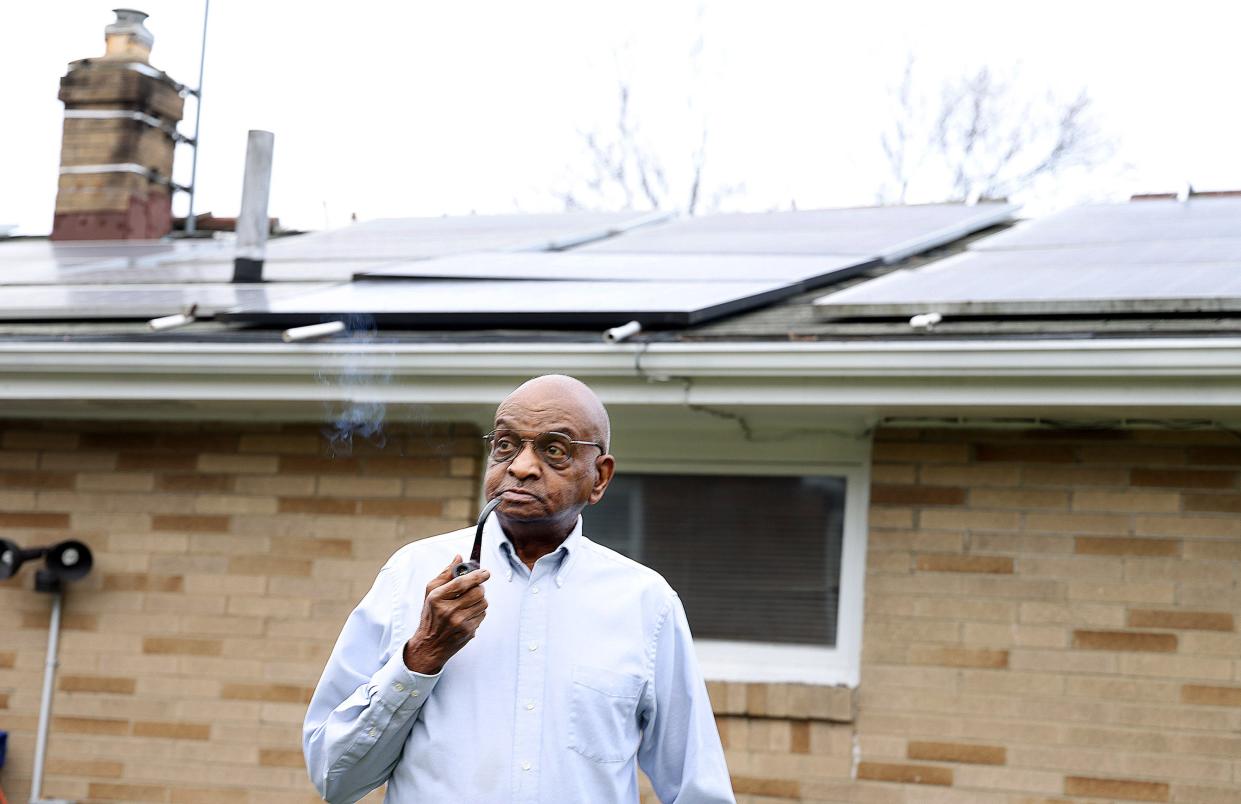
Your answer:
[52,9,186,240]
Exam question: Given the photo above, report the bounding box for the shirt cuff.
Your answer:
[372,648,441,714]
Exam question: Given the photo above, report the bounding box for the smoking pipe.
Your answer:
[452,497,501,578]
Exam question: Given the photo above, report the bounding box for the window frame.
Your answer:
[595,456,870,688]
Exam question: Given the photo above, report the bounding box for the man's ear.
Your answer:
[588,454,615,505]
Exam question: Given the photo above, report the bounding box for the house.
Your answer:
[2,11,1240,804]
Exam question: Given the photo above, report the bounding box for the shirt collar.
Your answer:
[487,512,582,587]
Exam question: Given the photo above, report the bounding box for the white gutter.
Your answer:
[2,338,1241,378]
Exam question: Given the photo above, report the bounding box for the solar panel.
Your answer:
[0,283,332,320]
[217,278,796,328]
[579,203,1016,262]
[0,239,231,283]
[813,251,1241,318]
[261,212,664,261]
[973,198,1241,250]
[355,251,876,290]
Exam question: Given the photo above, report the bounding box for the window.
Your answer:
[589,473,846,647]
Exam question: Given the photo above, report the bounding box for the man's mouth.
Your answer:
[498,488,540,502]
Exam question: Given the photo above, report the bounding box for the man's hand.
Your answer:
[403,555,490,675]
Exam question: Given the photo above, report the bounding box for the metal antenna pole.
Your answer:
[185,0,210,234]
[29,590,64,804]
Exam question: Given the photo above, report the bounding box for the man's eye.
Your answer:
[543,443,567,458]
[494,437,518,452]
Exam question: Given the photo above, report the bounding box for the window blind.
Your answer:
[586,473,845,646]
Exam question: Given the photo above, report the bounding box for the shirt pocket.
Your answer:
[567,665,645,763]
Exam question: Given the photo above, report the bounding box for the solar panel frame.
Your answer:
[354,251,879,290]
[216,278,800,328]
[0,283,334,320]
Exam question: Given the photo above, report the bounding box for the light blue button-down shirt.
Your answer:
[303,514,734,803]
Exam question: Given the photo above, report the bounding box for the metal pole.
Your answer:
[233,130,275,282]
[29,590,63,804]
[185,0,210,234]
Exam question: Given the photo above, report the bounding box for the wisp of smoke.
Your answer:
[318,314,391,456]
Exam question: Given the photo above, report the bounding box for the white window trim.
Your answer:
[605,458,870,689]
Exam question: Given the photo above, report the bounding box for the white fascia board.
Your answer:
[2,339,1241,410]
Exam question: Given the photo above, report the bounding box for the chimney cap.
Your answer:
[106,8,154,51]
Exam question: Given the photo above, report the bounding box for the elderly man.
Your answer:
[304,375,734,803]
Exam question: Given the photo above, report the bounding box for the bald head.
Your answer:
[500,374,611,453]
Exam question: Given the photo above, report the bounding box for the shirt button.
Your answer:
[522,761,532,771]
[368,728,378,737]
[393,682,404,692]
[531,586,539,594]
[411,689,420,697]
[528,641,538,651]
[525,701,535,711]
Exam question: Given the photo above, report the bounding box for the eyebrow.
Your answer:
[494,418,581,438]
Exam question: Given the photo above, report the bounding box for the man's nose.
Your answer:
[507,440,542,479]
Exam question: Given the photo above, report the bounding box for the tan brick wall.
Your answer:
[850,427,1241,804]
[0,420,481,803]
[4,422,1239,803]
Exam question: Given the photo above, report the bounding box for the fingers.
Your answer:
[425,554,462,595]
[433,567,490,600]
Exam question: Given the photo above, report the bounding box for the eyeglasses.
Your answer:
[483,429,604,469]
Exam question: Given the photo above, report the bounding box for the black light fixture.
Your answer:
[0,538,93,593]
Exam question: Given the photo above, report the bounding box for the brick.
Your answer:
[3,429,79,449]
[1186,445,1241,465]
[907,741,1006,765]
[157,473,234,493]
[975,443,1075,462]
[1072,630,1177,653]
[227,555,313,576]
[1130,468,1236,488]
[89,782,170,802]
[0,511,70,528]
[45,758,124,778]
[1128,610,1234,632]
[359,499,444,517]
[142,637,223,656]
[0,470,73,489]
[1075,537,1179,557]
[790,721,811,754]
[21,611,98,630]
[259,748,306,768]
[1183,493,1241,514]
[102,573,184,592]
[364,456,451,476]
[1025,512,1129,535]
[151,514,231,533]
[221,682,314,703]
[132,720,211,740]
[279,455,361,474]
[1181,684,1241,707]
[116,452,198,471]
[1023,465,1129,487]
[1063,776,1169,802]
[915,555,1013,574]
[1073,490,1180,513]
[0,652,14,668]
[919,510,1020,531]
[871,485,966,506]
[239,433,321,454]
[856,762,953,786]
[278,497,357,515]
[54,716,129,735]
[270,535,352,558]
[730,776,801,798]
[59,675,137,694]
[970,488,1069,509]
[198,453,278,473]
[909,646,1009,669]
[871,441,969,462]
[921,463,1022,486]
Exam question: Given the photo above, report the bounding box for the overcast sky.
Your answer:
[3,0,1238,235]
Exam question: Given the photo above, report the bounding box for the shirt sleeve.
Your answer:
[303,565,441,804]
[637,594,736,804]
